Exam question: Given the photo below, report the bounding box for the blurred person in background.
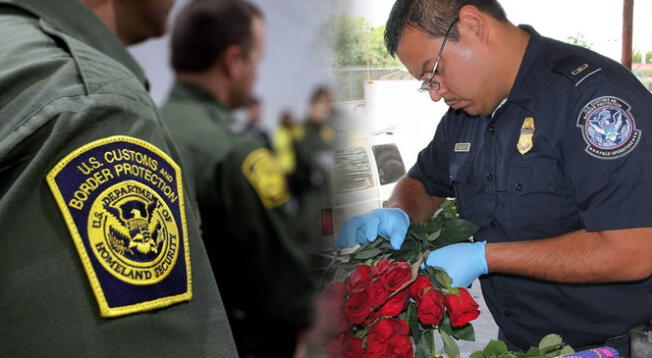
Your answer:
[274,110,298,175]
[292,86,335,199]
[0,0,236,356]
[244,97,272,149]
[160,1,315,356]
[291,86,336,281]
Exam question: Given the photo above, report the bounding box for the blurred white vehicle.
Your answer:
[321,130,405,237]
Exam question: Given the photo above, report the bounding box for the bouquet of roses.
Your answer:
[315,200,482,358]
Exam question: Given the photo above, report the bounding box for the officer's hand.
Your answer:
[425,241,488,288]
[336,208,410,250]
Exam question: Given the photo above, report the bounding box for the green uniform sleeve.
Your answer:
[0,89,236,358]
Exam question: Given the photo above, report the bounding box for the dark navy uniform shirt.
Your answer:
[409,26,652,350]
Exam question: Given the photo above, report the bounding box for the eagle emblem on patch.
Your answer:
[46,136,192,317]
[577,96,641,159]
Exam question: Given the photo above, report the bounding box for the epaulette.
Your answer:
[550,54,603,88]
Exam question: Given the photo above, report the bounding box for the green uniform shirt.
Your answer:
[161,82,314,328]
[293,120,334,252]
[0,1,236,357]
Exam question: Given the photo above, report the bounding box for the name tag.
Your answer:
[454,142,471,152]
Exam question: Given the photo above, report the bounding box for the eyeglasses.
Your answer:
[418,18,459,93]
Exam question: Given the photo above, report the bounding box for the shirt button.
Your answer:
[489,220,497,229]
[514,183,522,191]
[488,126,496,134]
[505,310,512,318]
[486,174,493,182]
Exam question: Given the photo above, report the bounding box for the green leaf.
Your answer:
[452,322,475,341]
[416,329,435,358]
[438,313,475,341]
[435,270,453,290]
[523,347,542,357]
[367,237,384,248]
[333,267,355,281]
[537,334,563,353]
[470,352,486,358]
[407,303,421,341]
[353,247,382,260]
[499,353,520,358]
[559,345,574,355]
[428,229,442,242]
[391,238,420,261]
[483,340,509,356]
[440,219,478,245]
[440,328,460,358]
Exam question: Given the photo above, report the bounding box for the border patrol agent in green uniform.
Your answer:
[292,87,335,253]
[0,0,236,356]
[161,1,314,357]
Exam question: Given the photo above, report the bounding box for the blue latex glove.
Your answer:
[425,241,488,288]
[336,208,410,250]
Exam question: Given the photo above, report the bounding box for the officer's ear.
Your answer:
[221,44,247,79]
[457,5,489,45]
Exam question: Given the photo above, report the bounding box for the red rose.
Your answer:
[343,337,366,358]
[380,261,412,292]
[390,318,410,336]
[389,334,414,358]
[366,279,389,308]
[371,259,391,277]
[366,318,410,356]
[346,265,372,293]
[417,287,445,326]
[365,329,390,356]
[344,291,372,325]
[368,317,397,338]
[377,289,409,317]
[408,275,432,302]
[444,288,480,327]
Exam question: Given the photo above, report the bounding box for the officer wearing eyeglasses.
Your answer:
[337,0,652,356]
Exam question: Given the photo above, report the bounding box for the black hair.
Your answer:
[384,0,507,56]
[171,0,263,72]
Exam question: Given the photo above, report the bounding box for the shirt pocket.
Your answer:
[449,157,474,219]
[503,162,556,196]
[497,159,576,240]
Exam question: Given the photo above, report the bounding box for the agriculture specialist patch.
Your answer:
[242,148,290,209]
[46,136,192,317]
[577,96,641,160]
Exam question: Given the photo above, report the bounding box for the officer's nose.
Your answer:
[428,84,446,102]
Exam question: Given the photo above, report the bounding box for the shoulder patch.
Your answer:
[46,136,192,317]
[242,148,290,209]
[293,125,306,140]
[551,54,603,88]
[320,126,334,143]
[576,96,641,159]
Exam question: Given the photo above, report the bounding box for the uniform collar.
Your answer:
[0,0,148,87]
[169,81,233,125]
[505,25,544,114]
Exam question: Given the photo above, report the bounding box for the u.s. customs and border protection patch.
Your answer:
[242,148,290,209]
[577,96,641,160]
[46,136,192,317]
